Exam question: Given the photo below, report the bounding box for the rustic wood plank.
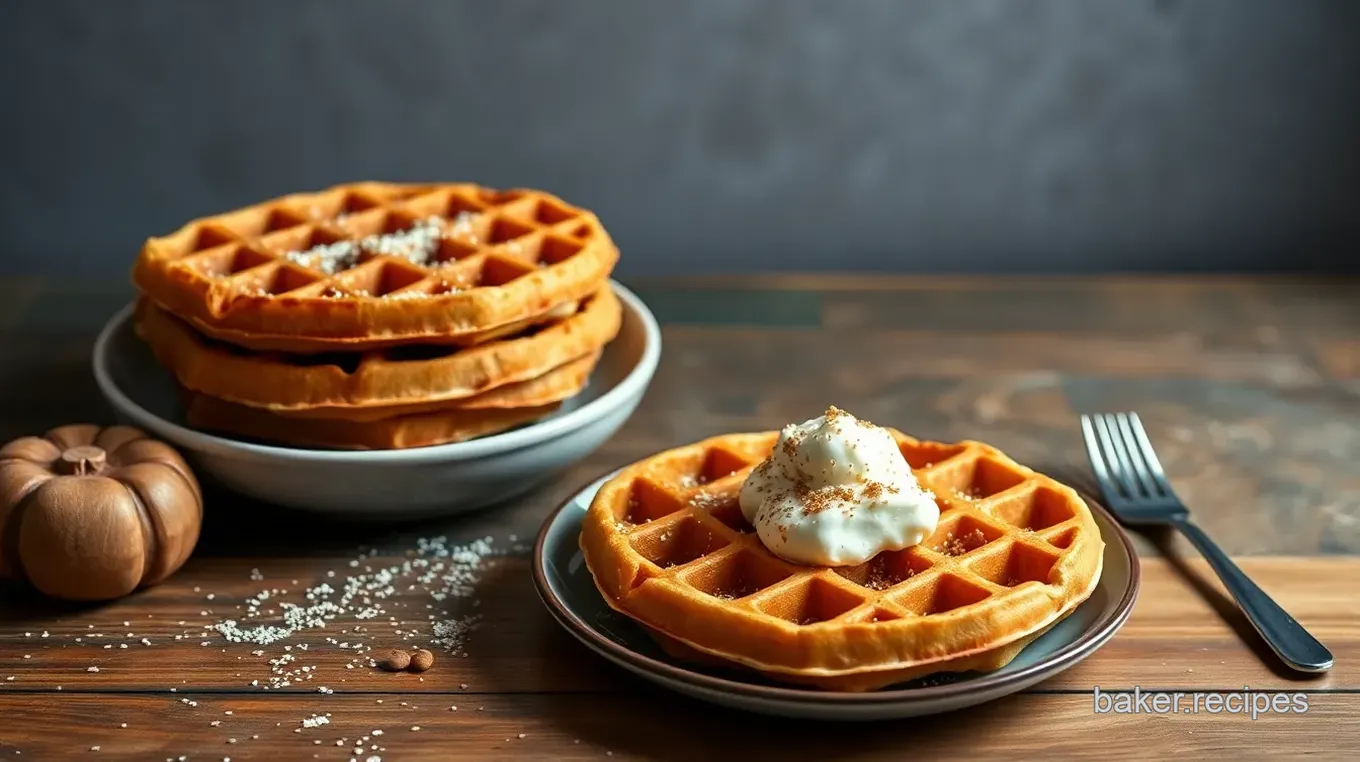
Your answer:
[817,279,1282,340]
[635,328,1358,556]
[0,692,1354,760]
[0,326,1354,556]
[2,558,1355,694]
[0,274,1357,757]
[624,284,821,327]
[657,326,1327,385]
[1314,338,1360,379]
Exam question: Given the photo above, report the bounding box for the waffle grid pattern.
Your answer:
[158,183,596,300]
[581,431,1104,687]
[614,437,1083,625]
[133,183,619,351]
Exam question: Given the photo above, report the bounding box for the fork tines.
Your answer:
[1080,412,1174,502]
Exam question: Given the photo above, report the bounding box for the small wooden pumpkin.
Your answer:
[0,424,202,601]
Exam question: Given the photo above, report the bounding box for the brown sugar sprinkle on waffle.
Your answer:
[132,182,619,353]
[580,431,1105,691]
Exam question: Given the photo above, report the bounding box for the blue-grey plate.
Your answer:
[533,472,1139,720]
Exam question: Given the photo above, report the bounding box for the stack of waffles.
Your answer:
[130,182,622,450]
[580,432,1105,690]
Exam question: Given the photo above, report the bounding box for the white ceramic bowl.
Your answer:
[91,281,661,519]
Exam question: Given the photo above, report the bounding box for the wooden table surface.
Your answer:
[1,274,1357,759]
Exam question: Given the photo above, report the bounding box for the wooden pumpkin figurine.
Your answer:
[0,424,202,601]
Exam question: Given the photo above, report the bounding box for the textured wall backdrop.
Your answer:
[1,0,1357,276]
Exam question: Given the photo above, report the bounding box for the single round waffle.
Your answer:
[580,431,1105,692]
[132,182,619,353]
[133,285,620,413]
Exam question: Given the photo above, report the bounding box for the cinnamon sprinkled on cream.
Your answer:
[739,408,939,566]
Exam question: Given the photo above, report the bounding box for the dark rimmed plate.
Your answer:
[533,471,1140,720]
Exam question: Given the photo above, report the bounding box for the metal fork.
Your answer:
[1081,412,1333,673]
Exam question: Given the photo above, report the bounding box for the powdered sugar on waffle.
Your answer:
[285,213,479,274]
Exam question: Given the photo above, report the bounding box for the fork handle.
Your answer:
[1172,517,1334,673]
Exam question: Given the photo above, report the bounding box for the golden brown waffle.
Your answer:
[646,620,1059,692]
[132,182,619,353]
[580,431,1105,692]
[133,286,620,413]
[182,392,562,450]
[269,350,601,423]
[179,343,599,447]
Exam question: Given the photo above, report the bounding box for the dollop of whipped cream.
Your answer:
[739,407,939,567]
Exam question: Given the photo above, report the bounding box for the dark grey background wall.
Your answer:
[2,0,1357,277]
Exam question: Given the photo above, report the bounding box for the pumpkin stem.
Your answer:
[58,446,107,476]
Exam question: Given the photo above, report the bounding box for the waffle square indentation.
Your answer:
[262,207,308,234]
[338,260,429,297]
[964,541,1061,587]
[898,440,967,470]
[620,478,687,525]
[927,514,1006,557]
[232,262,320,296]
[932,456,1029,503]
[754,577,866,625]
[431,238,480,264]
[629,516,730,569]
[537,236,585,266]
[833,547,933,591]
[671,447,755,491]
[335,190,381,215]
[437,191,488,220]
[480,256,536,287]
[488,217,537,245]
[185,225,238,255]
[330,208,393,239]
[678,549,793,601]
[187,245,274,279]
[296,190,381,224]
[890,574,994,616]
[533,197,581,225]
[215,206,291,239]
[691,492,754,534]
[1044,526,1078,549]
[259,225,343,258]
[989,486,1078,531]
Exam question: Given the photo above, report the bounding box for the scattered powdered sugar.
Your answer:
[430,617,480,656]
[284,213,478,274]
[6,534,509,758]
[215,536,493,645]
[210,535,501,690]
[446,210,479,240]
